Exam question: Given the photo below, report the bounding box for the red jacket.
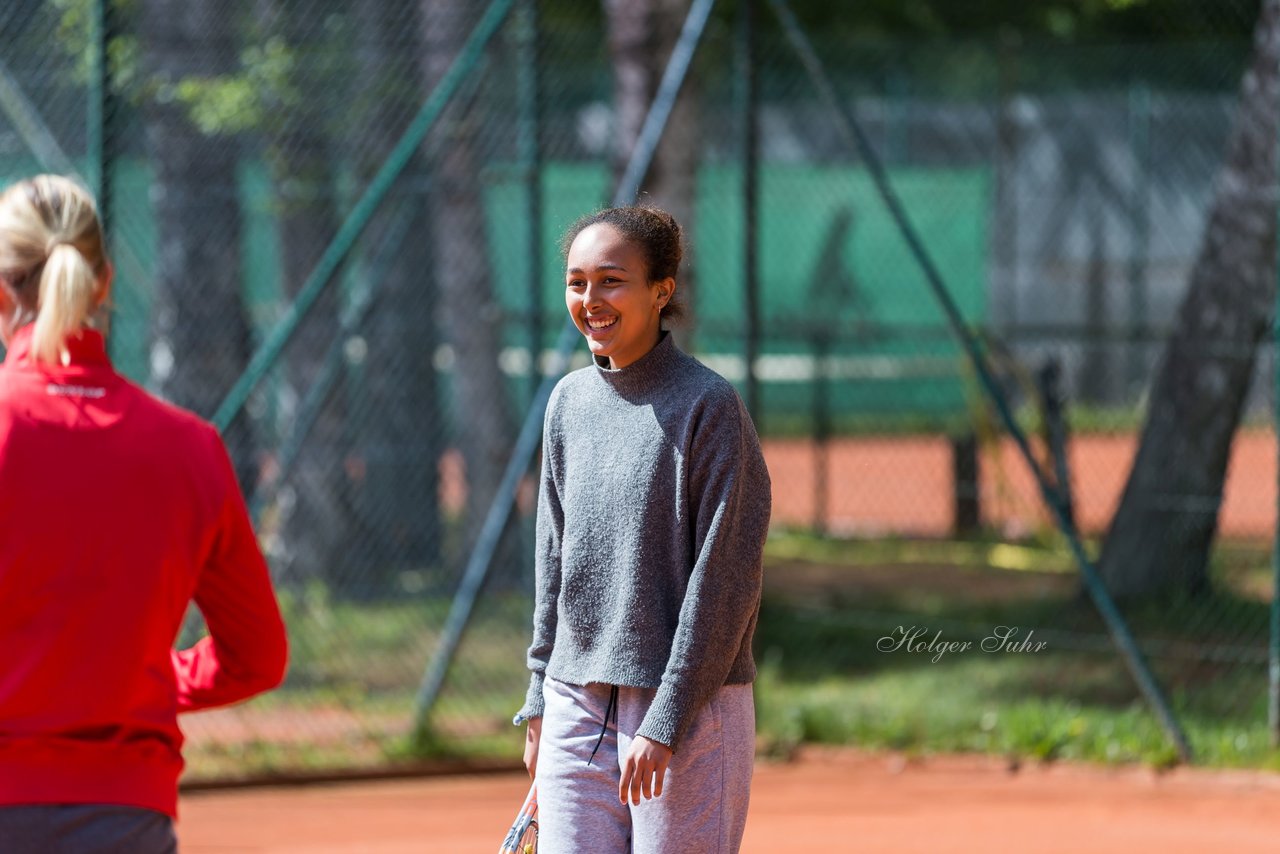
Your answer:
[0,325,287,817]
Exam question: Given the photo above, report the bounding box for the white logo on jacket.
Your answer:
[46,383,106,398]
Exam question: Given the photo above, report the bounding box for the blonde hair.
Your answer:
[0,175,108,365]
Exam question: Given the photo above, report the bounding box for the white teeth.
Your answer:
[587,316,617,330]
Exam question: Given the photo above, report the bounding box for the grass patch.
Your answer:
[754,535,1280,770]
[182,534,1280,780]
[766,528,1081,573]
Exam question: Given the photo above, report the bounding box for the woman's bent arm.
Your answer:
[638,391,771,751]
[172,432,288,711]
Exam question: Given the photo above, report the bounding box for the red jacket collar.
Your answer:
[3,324,110,368]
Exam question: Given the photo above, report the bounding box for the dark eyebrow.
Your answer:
[566,263,629,274]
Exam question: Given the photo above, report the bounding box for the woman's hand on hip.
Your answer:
[523,716,542,778]
[619,735,673,805]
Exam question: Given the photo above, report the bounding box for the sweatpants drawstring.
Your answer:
[586,684,619,766]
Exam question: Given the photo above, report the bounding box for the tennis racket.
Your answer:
[498,780,538,854]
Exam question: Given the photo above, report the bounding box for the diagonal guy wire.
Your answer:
[766,0,1191,761]
[212,0,517,432]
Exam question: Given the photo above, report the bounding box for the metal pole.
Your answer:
[738,0,761,422]
[767,0,1192,763]
[87,0,105,203]
[1127,82,1151,398]
[813,333,830,535]
[517,0,543,404]
[212,0,517,432]
[1270,52,1280,746]
[1272,307,1280,744]
[410,0,720,740]
[100,0,117,241]
[994,36,1020,337]
[91,0,120,353]
[615,0,718,203]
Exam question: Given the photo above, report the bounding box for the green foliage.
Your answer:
[48,0,139,90]
[171,77,261,135]
[50,0,94,75]
[47,0,293,135]
[106,33,140,95]
[765,529,1080,574]
[164,38,295,137]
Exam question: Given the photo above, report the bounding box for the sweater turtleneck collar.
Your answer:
[593,330,679,395]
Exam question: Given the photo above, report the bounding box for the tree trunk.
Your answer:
[257,0,353,589]
[602,0,700,348]
[419,0,520,582]
[1098,0,1280,599]
[139,0,256,492]
[343,0,443,595]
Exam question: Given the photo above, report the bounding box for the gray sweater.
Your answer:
[516,332,771,750]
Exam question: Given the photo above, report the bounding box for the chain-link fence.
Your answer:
[0,0,1274,778]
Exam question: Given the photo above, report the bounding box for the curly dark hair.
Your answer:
[560,205,687,321]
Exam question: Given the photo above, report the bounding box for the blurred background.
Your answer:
[2,0,1277,778]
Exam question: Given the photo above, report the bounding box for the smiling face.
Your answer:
[565,223,673,370]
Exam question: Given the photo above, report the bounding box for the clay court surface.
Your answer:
[761,430,1276,539]
[176,432,1280,850]
[179,748,1280,853]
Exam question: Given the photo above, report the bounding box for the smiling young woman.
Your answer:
[515,205,771,853]
[562,214,676,370]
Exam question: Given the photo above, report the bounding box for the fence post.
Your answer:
[737,0,761,423]
[1270,61,1280,745]
[1127,82,1151,399]
[812,332,831,535]
[1271,264,1280,744]
[87,0,106,209]
[994,34,1020,333]
[951,432,980,537]
[517,0,543,405]
[89,0,119,351]
[1037,357,1075,529]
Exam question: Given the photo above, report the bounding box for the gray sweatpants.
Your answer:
[537,676,755,854]
[0,804,177,854]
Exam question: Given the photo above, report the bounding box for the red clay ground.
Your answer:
[179,747,1280,853]
[761,430,1276,539]
[440,430,1276,539]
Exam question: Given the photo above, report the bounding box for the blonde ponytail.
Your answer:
[32,242,99,365]
[0,175,108,365]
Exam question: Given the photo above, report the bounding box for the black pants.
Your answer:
[0,804,177,854]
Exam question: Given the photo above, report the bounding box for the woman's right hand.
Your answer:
[523,716,542,778]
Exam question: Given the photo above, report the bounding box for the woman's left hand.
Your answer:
[619,735,673,805]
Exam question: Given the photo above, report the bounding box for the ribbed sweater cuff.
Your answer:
[513,671,546,725]
[635,682,695,751]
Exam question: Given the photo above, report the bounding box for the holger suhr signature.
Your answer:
[877,625,1048,663]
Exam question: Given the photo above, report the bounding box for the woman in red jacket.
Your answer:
[0,174,288,853]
